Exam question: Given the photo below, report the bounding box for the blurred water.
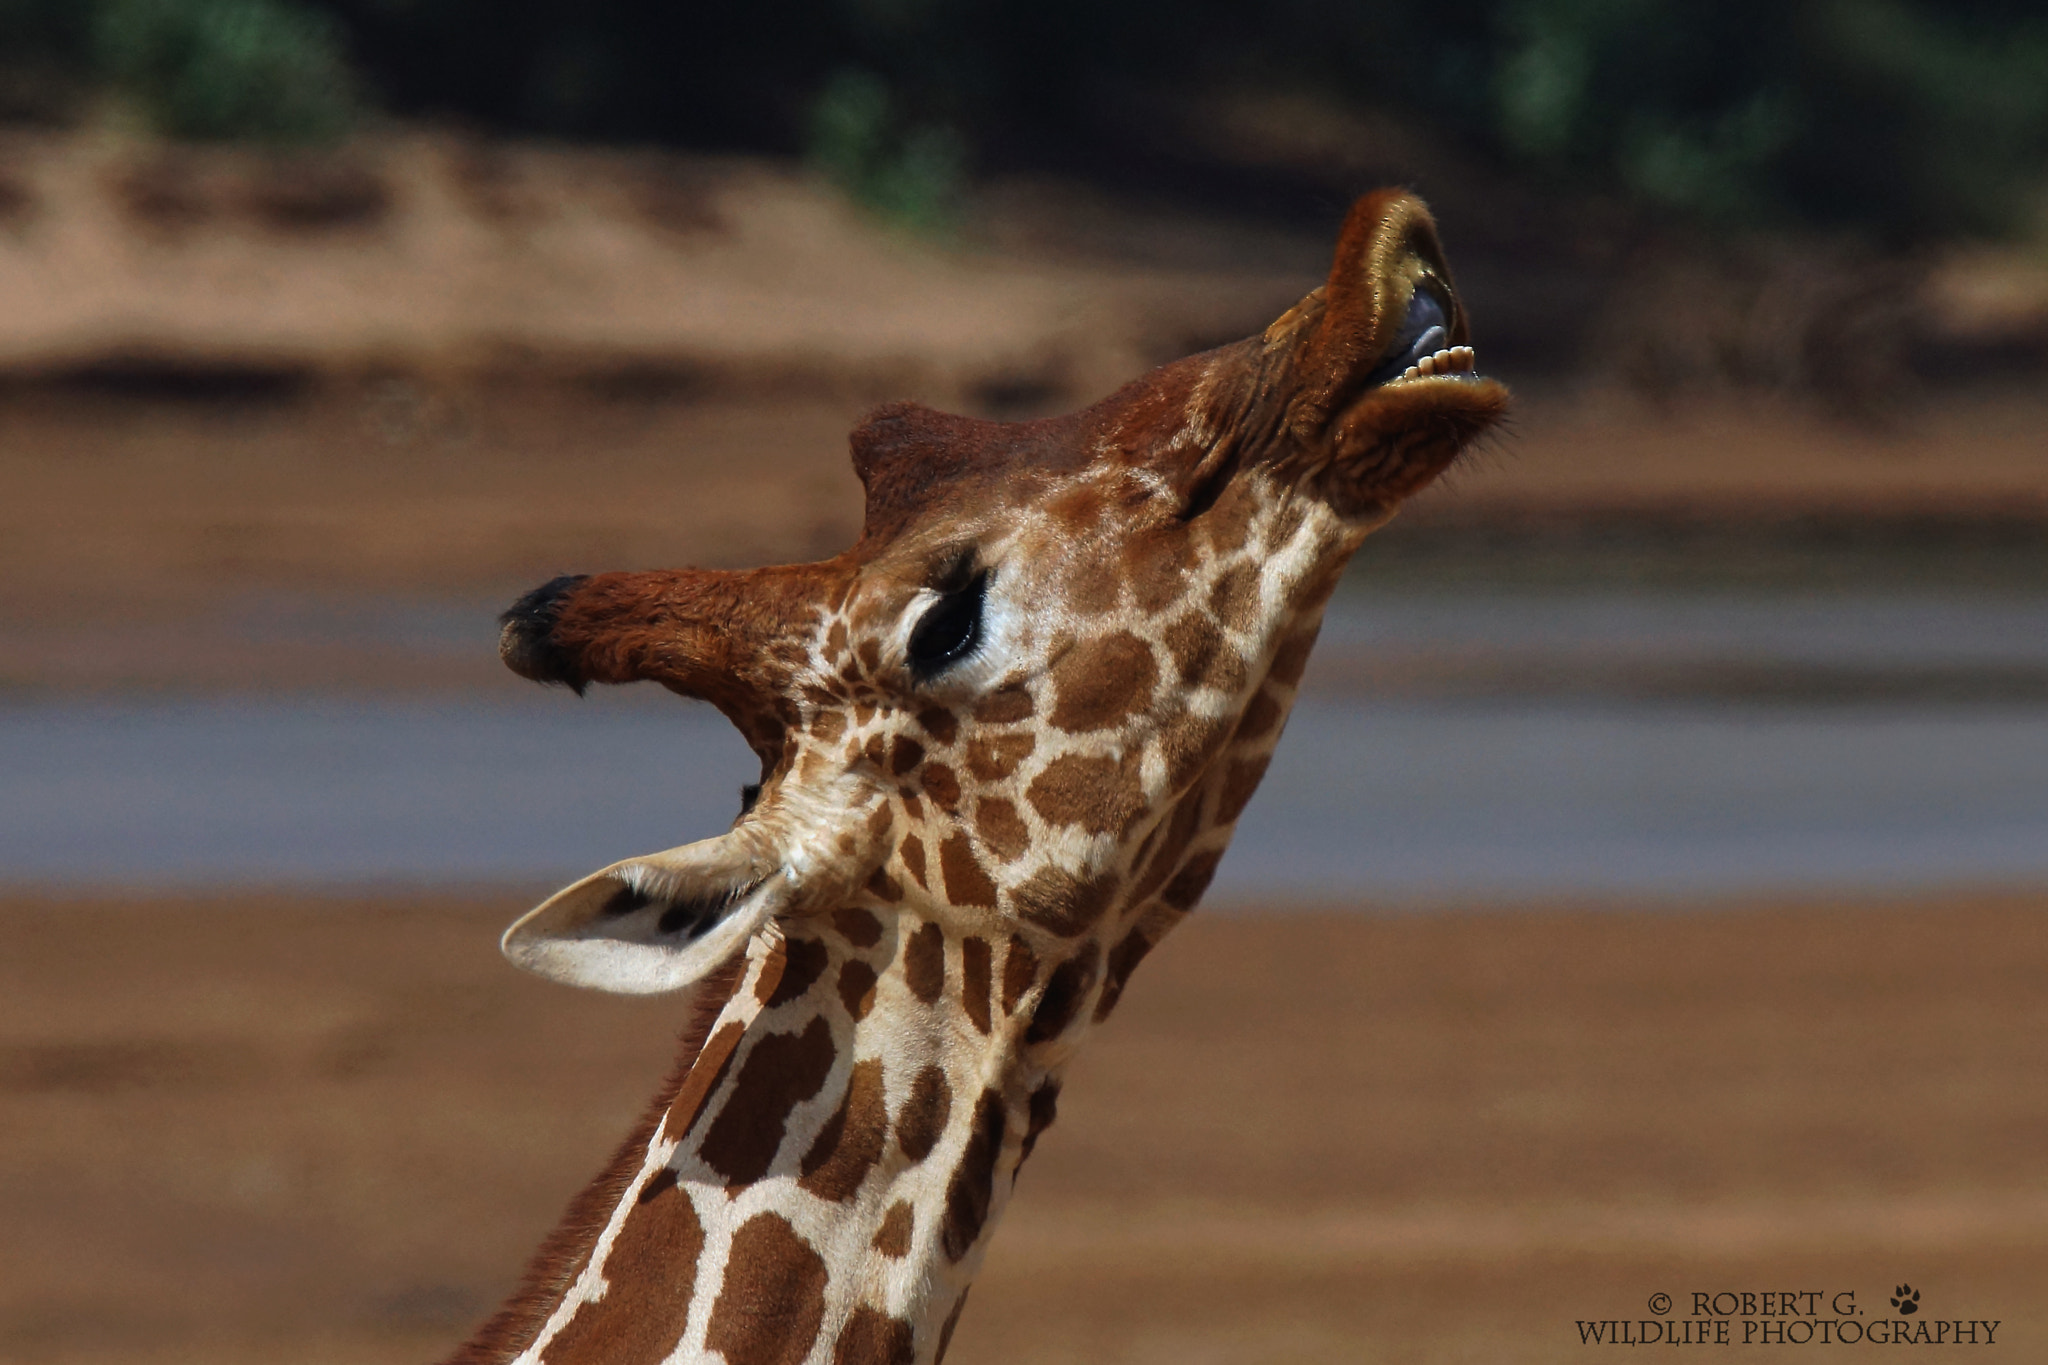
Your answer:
[5,586,2046,897]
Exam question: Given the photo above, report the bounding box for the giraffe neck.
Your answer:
[453,909,1067,1365]
[459,501,1376,1365]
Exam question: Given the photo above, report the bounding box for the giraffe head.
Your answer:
[496,190,1506,1012]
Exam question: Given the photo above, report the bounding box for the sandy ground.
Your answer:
[2,890,2043,1363]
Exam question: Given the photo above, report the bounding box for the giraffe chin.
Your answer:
[1314,369,1511,518]
[500,834,784,996]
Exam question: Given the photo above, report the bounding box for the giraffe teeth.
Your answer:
[1394,346,1478,383]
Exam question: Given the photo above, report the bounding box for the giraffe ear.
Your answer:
[501,837,781,995]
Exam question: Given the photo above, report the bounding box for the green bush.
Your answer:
[1479,0,2048,235]
[94,0,356,141]
[2,0,2044,239]
[809,67,967,233]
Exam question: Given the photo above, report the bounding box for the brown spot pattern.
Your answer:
[810,710,846,742]
[1215,754,1272,825]
[922,761,962,812]
[1124,531,1195,615]
[705,1212,828,1365]
[799,1058,888,1201]
[973,687,1034,723]
[1026,752,1145,835]
[1162,611,1222,686]
[833,906,883,947]
[1025,942,1100,1045]
[916,705,959,745]
[1021,1079,1061,1162]
[832,1306,916,1365]
[1163,848,1224,911]
[1269,628,1319,687]
[904,922,945,1002]
[895,1064,952,1162]
[697,1017,836,1185]
[941,1090,1006,1261]
[1199,484,1257,556]
[1012,866,1118,937]
[964,732,1035,782]
[1207,562,1259,630]
[763,936,829,1008]
[999,935,1037,1015]
[862,868,903,903]
[1234,689,1282,743]
[837,960,878,1021]
[973,797,1030,862]
[1047,632,1156,733]
[898,834,927,888]
[871,1200,914,1258]
[1094,928,1157,1020]
[1156,709,1231,795]
[938,832,998,909]
[539,1162,704,1364]
[960,935,993,1034]
[1132,795,1205,905]
[661,1021,745,1144]
[889,736,924,775]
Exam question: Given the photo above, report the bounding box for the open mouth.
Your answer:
[1365,287,1480,387]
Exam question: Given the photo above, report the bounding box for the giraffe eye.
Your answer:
[907,569,990,680]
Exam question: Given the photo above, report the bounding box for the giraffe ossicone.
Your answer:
[451,189,1508,1365]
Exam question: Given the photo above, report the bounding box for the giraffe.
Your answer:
[450,189,1507,1365]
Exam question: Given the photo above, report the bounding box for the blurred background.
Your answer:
[2,2,2045,1362]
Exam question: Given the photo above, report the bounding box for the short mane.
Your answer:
[443,958,747,1364]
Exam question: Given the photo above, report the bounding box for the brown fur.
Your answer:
[698,1017,837,1185]
[441,956,746,1365]
[705,1213,830,1365]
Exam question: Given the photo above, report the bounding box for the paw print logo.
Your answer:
[1891,1285,1920,1316]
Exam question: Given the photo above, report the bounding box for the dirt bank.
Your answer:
[2,890,2042,1363]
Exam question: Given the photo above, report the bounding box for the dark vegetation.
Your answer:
[1,0,2044,242]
